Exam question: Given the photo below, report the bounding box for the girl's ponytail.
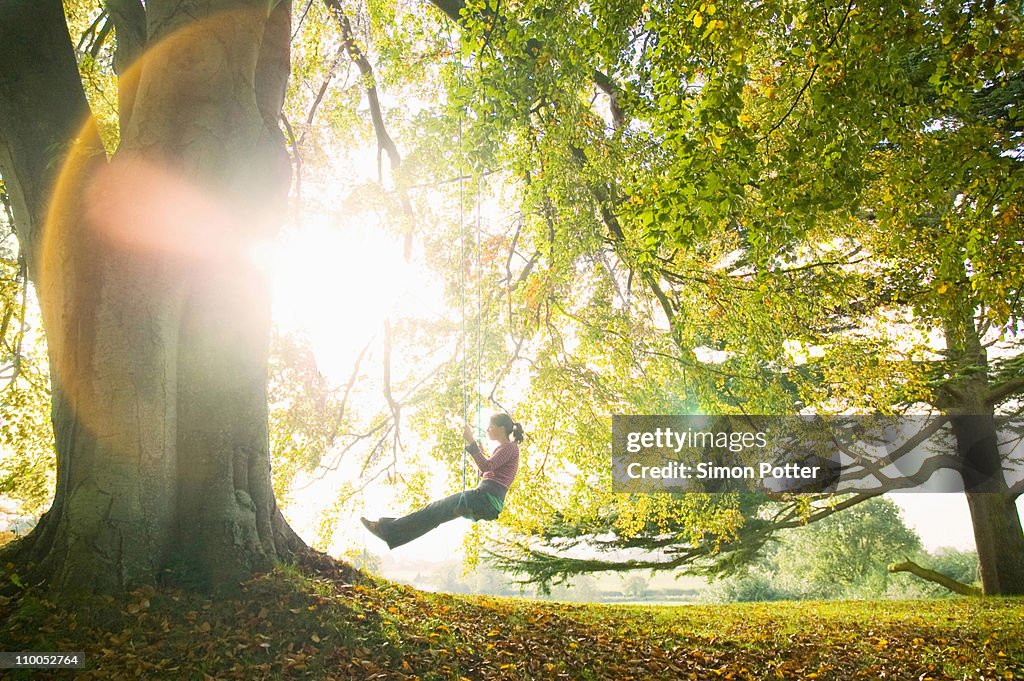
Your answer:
[491,413,524,443]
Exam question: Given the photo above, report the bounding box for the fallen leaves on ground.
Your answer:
[0,549,1021,680]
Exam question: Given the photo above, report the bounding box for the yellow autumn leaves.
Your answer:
[691,3,727,40]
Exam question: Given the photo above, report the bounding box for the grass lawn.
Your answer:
[1,549,1021,680]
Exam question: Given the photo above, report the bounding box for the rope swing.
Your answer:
[456,35,487,493]
[358,35,520,550]
[457,102,484,494]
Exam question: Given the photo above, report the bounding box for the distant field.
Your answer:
[378,560,707,603]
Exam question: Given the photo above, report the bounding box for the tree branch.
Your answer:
[0,0,98,273]
[566,145,678,331]
[383,318,403,454]
[986,376,1024,407]
[593,69,625,132]
[323,0,416,258]
[888,559,981,596]
[105,0,146,67]
[758,0,855,144]
[302,43,348,135]
[426,0,467,24]
[76,10,111,58]
[280,114,303,213]
[105,0,147,127]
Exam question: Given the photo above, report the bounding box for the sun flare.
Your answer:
[252,212,443,383]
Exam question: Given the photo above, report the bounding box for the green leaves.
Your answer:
[267,330,350,509]
[401,0,1024,585]
[0,252,55,518]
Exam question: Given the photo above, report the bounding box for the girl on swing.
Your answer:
[361,413,524,549]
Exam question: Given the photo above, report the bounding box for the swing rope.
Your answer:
[458,92,467,493]
[475,173,483,432]
[458,158,484,495]
[456,44,483,497]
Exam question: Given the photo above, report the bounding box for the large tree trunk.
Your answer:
[949,406,1024,595]
[0,0,306,598]
[964,490,1024,595]
[944,309,1024,596]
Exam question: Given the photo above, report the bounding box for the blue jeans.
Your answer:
[376,480,506,549]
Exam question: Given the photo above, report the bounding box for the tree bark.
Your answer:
[0,0,307,598]
[964,490,1024,595]
[942,307,1024,595]
[949,400,1024,594]
[0,0,94,275]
